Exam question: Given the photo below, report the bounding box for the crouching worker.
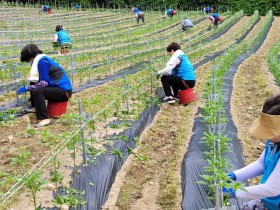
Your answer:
[156,42,196,103]
[40,5,52,14]
[164,8,177,18]
[182,17,194,31]
[131,7,145,24]
[73,3,81,11]
[207,13,223,29]
[223,94,280,210]
[17,44,72,127]
[53,25,72,54]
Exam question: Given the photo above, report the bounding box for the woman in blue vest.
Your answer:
[131,7,145,24]
[224,94,280,210]
[17,44,72,127]
[207,13,223,27]
[156,42,196,103]
[53,25,72,54]
[164,9,177,18]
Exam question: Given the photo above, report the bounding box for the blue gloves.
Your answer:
[222,186,236,198]
[222,172,237,198]
[227,172,236,181]
[17,86,28,94]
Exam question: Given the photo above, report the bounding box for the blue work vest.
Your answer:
[212,13,219,19]
[166,9,172,15]
[56,30,71,44]
[261,140,280,210]
[171,54,196,81]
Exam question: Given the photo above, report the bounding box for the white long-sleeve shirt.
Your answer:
[53,34,58,42]
[234,151,280,200]
[157,49,184,75]
[157,58,180,75]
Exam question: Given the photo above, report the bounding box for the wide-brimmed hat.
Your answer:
[249,112,280,140]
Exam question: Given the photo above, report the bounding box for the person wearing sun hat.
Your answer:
[223,94,280,210]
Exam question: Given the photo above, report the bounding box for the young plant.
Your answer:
[52,186,86,208]
[24,171,46,210]
[109,149,124,159]
[10,150,31,166]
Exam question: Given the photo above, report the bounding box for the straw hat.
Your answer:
[249,112,280,140]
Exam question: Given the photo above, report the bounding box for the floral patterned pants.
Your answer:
[241,200,268,210]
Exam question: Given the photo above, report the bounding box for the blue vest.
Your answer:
[212,13,219,19]
[171,54,196,81]
[56,30,71,44]
[167,9,172,15]
[39,56,72,91]
[205,6,210,12]
[134,8,140,14]
[261,140,280,210]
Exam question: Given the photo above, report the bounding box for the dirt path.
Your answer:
[101,60,210,210]
[231,17,280,184]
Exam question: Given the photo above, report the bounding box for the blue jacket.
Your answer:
[171,54,196,81]
[56,30,71,44]
[261,141,280,210]
[38,56,72,91]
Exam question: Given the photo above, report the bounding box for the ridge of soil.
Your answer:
[102,61,211,210]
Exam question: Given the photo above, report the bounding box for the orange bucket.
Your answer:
[178,88,195,105]
[47,101,68,118]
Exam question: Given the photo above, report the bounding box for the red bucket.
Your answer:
[47,101,68,118]
[178,88,195,105]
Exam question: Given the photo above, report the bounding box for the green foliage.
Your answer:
[110,148,124,159]
[24,171,46,210]
[10,150,31,166]
[52,187,86,207]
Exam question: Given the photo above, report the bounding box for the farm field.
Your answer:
[0,5,280,210]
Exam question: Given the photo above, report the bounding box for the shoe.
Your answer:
[35,119,51,127]
[24,107,36,113]
[173,95,180,101]
[163,96,175,103]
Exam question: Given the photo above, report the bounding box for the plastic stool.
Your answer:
[47,101,68,118]
[178,88,195,105]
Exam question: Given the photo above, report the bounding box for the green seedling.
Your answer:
[127,147,147,161]
[10,150,31,166]
[24,171,46,210]
[52,187,86,208]
[110,149,124,159]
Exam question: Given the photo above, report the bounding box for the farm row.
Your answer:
[0,6,279,210]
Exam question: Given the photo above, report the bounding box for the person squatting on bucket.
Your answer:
[223,94,280,210]
[53,25,72,54]
[156,42,196,104]
[131,7,145,24]
[164,8,177,18]
[17,44,72,127]
[182,17,194,31]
